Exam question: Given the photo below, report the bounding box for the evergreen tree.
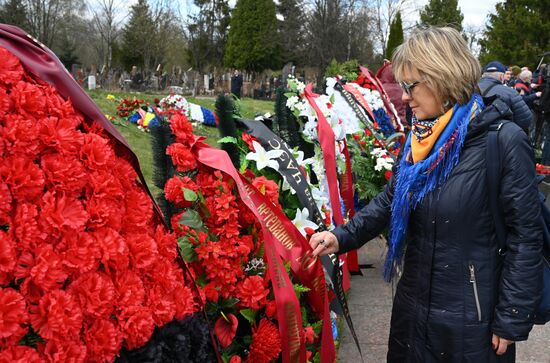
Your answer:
[385,11,403,59]
[419,0,463,31]
[224,0,281,73]
[186,0,230,73]
[120,0,154,70]
[277,0,305,65]
[479,0,550,68]
[0,0,29,31]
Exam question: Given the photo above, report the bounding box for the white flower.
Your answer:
[281,176,296,195]
[245,141,285,171]
[311,186,328,212]
[375,156,394,171]
[296,81,306,94]
[292,208,319,236]
[286,95,299,109]
[292,149,305,164]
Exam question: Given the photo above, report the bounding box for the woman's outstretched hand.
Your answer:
[309,231,340,257]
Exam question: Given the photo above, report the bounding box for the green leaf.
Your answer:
[243,335,252,345]
[205,301,218,316]
[178,210,204,231]
[220,297,239,308]
[217,136,238,145]
[311,319,323,336]
[294,283,311,294]
[177,236,198,262]
[239,308,257,323]
[284,92,297,99]
[183,187,198,202]
[195,274,208,288]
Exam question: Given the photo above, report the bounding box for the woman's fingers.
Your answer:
[492,334,512,355]
[309,232,339,257]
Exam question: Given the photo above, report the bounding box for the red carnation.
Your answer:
[40,191,89,238]
[41,153,87,193]
[245,319,282,363]
[126,233,159,271]
[164,176,198,208]
[166,143,197,172]
[0,183,12,225]
[42,338,87,363]
[38,116,84,155]
[172,282,196,320]
[68,272,116,320]
[114,270,146,309]
[170,112,194,145]
[0,47,24,86]
[122,188,153,232]
[236,275,269,310]
[264,300,277,319]
[92,227,129,273]
[120,306,155,350]
[79,133,114,170]
[29,290,83,340]
[0,346,42,363]
[203,282,219,302]
[229,356,242,363]
[84,319,122,363]
[147,285,176,326]
[0,232,17,285]
[0,288,27,340]
[61,231,102,276]
[11,81,47,118]
[0,155,45,202]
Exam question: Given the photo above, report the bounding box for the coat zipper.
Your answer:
[469,263,482,321]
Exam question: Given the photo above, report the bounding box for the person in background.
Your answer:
[230,69,243,99]
[310,26,542,363]
[514,70,541,109]
[504,68,512,85]
[478,61,532,132]
[508,66,521,87]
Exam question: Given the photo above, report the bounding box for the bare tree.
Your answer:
[25,0,82,48]
[366,0,414,57]
[87,0,124,70]
[463,23,482,57]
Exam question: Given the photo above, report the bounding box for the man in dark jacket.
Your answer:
[478,61,533,132]
[230,69,243,99]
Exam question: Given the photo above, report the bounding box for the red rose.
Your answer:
[245,319,282,363]
[166,143,197,172]
[29,290,83,340]
[68,271,116,320]
[0,288,27,340]
[236,275,269,310]
[83,319,122,363]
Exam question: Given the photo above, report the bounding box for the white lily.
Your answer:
[245,141,284,171]
[292,208,319,236]
[281,176,297,195]
[311,186,328,212]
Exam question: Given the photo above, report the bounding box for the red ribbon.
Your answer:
[339,140,359,273]
[191,137,336,363]
[303,85,344,226]
[343,83,377,123]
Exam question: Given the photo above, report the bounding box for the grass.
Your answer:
[86,89,274,195]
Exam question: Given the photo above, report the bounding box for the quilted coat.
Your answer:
[333,99,543,362]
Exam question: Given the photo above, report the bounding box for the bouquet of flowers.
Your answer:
[0,46,202,362]
[156,103,335,362]
[159,94,217,127]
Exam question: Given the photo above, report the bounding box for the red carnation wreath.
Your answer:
[0,46,199,362]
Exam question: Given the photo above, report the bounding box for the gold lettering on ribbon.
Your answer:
[296,250,317,271]
[284,302,302,361]
[269,245,287,289]
[257,203,296,250]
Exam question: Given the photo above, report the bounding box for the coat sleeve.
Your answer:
[492,124,543,341]
[332,162,396,253]
[509,91,533,132]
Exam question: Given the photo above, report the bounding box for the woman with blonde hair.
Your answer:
[310,27,542,362]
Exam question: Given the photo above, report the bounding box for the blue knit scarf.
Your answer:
[384,94,484,281]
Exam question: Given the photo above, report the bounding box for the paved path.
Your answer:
[337,238,550,363]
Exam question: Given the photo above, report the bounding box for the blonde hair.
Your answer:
[518,70,532,82]
[392,27,481,105]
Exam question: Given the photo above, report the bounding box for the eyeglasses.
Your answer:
[399,81,421,96]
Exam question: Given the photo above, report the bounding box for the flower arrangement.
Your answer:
[157,105,335,362]
[0,47,199,362]
[159,94,217,127]
[116,97,148,119]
